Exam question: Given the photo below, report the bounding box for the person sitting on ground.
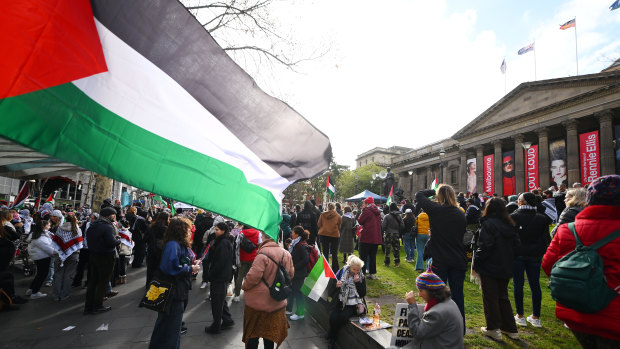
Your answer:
[328,255,367,349]
[287,226,310,321]
[406,271,464,348]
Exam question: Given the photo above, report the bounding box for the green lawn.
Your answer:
[334,246,579,348]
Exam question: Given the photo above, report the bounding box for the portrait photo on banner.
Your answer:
[466,158,476,194]
[502,150,515,196]
[549,139,568,189]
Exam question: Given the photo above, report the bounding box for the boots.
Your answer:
[120,275,127,284]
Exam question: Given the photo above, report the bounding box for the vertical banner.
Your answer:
[466,158,477,193]
[616,125,620,175]
[483,154,494,195]
[524,145,539,191]
[579,131,600,186]
[502,151,515,196]
[550,139,568,188]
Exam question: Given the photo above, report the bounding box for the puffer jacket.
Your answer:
[242,240,294,312]
[28,231,55,260]
[474,217,520,279]
[542,205,620,341]
[318,210,342,238]
[357,204,383,245]
[557,206,583,225]
[382,210,404,236]
[511,207,552,258]
[416,212,430,235]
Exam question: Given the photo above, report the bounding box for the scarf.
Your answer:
[288,236,302,253]
[119,228,135,249]
[424,298,439,312]
[343,212,355,219]
[51,223,83,264]
[338,265,364,309]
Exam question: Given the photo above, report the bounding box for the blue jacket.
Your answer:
[159,240,193,300]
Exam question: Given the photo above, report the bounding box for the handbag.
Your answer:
[139,270,176,313]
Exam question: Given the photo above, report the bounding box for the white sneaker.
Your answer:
[481,327,502,341]
[200,282,207,289]
[233,296,240,303]
[25,289,32,296]
[286,311,293,315]
[30,292,47,299]
[290,314,304,321]
[514,315,527,327]
[527,315,542,328]
[368,274,377,280]
[501,330,520,340]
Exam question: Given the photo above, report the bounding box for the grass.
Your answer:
[333,246,579,348]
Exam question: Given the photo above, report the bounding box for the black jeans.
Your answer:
[85,253,115,311]
[571,329,620,349]
[73,249,89,286]
[431,262,466,334]
[132,239,146,267]
[328,304,358,340]
[480,274,518,333]
[513,256,542,317]
[286,277,305,315]
[246,338,274,349]
[30,257,51,293]
[0,270,15,296]
[321,236,340,273]
[209,281,233,330]
[359,243,378,275]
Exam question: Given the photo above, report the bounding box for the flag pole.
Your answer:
[533,39,537,81]
[574,17,579,75]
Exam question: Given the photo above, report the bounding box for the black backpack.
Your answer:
[238,233,257,253]
[259,252,292,301]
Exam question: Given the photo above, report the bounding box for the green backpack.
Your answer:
[549,223,620,313]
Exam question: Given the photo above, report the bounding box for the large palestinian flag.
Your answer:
[0,0,332,239]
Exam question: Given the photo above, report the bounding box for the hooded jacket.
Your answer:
[86,217,120,255]
[205,232,234,283]
[382,210,404,236]
[357,204,382,245]
[239,228,260,263]
[510,206,551,258]
[295,201,318,236]
[318,210,342,238]
[29,231,55,261]
[474,217,520,279]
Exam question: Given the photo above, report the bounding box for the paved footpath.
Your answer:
[1,266,328,348]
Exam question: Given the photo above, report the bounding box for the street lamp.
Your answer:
[439,148,446,183]
[408,170,413,199]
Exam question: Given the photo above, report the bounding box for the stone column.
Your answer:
[459,150,467,193]
[476,146,484,194]
[596,110,615,176]
[441,160,448,186]
[493,141,503,196]
[564,120,579,186]
[537,128,550,189]
[411,169,418,199]
[513,135,525,194]
[426,166,433,189]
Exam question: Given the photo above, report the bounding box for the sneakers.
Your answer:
[44,281,52,287]
[514,315,527,327]
[25,289,32,296]
[290,314,304,321]
[286,311,293,315]
[200,282,207,289]
[501,330,520,339]
[368,274,377,280]
[30,292,47,299]
[481,327,502,341]
[527,315,542,328]
[233,296,240,303]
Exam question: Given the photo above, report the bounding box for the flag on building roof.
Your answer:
[0,0,332,240]
[518,42,535,55]
[301,250,336,301]
[560,18,576,30]
[500,59,507,74]
[326,175,336,197]
[610,0,620,11]
[10,182,30,210]
[386,186,394,206]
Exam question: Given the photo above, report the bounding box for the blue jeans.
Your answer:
[415,234,429,270]
[149,300,185,349]
[513,256,542,317]
[431,262,466,333]
[402,234,416,261]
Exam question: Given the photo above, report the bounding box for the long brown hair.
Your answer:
[150,211,170,229]
[163,217,192,248]
[65,213,79,236]
[436,184,458,208]
[482,198,515,226]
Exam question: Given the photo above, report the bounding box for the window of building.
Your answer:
[450,169,457,185]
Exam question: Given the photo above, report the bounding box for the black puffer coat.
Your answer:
[205,233,234,283]
[510,207,552,259]
[474,217,520,279]
[557,206,583,225]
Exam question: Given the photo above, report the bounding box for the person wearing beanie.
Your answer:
[543,175,620,346]
[357,196,382,279]
[506,195,519,214]
[405,271,464,348]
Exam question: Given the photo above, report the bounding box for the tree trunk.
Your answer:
[92,174,113,211]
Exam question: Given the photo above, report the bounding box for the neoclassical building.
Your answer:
[391,70,620,199]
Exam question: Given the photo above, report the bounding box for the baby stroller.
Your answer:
[13,232,34,277]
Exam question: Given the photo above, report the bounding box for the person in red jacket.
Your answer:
[357,197,382,280]
[233,225,260,303]
[542,174,620,347]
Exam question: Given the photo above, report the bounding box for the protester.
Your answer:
[84,207,119,314]
[415,185,467,331]
[555,188,586,226]
[541,190,558,223]
[144,212,169,287]
[241,231,293,349]
[405,271,464,348]
[233,225,260,302]
[204,222,235,334]
[0,209,27,306]
[318,203,342,272]
[506,195,519,214]
[51,213,83,301]
[280,209,292,242]
[115,220,132,285]
[149,217,199,348]
[339,206,356,264]
[295,201,318,246]
[357,197,382,279]
[328,255,366,349]
[415,209,430,271]
[287,226,310,321]
[73,213,98,288]
[402,208,416,263]
[542,175,620,347]
[381,202,404,267]
[27,219,54,299]
[511,192,551,328]
[474,198,520,341]
[131,209,148,268]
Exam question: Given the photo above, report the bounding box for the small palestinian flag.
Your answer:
[430,173,439,191]
[45,193,55,205]
[10,182,30,210]
[119,230,135,250]
[326,175,336,197]
[301,251,336,301]
[386,186,394,207]
[0,0,331,240]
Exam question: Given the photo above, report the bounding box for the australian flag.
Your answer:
[518,42,535,55]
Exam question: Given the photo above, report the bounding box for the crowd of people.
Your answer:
[0,174,618,348]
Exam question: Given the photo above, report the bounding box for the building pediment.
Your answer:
[453,71,620,140]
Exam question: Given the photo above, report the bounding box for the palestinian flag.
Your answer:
[119,230,135,250]
[386,185,393,207]
[0,0,331,240]
[326,175,336,197]
[301,252,336,301]
[430,173,439,191]
[44,193,55,205]
[10,181,30,210]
